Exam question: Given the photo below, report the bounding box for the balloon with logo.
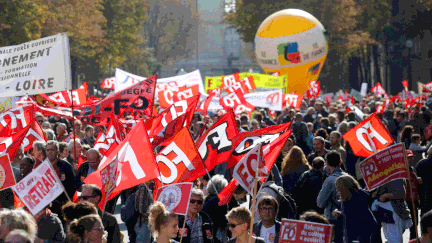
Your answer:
[255,9,328,95]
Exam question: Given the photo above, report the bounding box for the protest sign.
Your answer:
[155,182,193,215]
[0,33,71,97]
[279,219,333,243]
[0,155,15,190]
[244,89,283,111]
[205,73,287,92]
[115,68,205,94]
[13,160,64,215]
[350,88,364,101]
[361,82,368,96]
[100,156,121,203]
[359,143,409,191]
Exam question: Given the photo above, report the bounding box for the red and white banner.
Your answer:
[155,182,193,215]
[154,127,206,185]
[233,144,267,194]
[22,120,47,152]
[13,160,64,215]
[101,77,115,89]
[63,133,80,144]
[196,93,216,115]
[422,81,432,93]
[279,219,333,243]
[244,89,283,111]
[218,178,239,206]
[359,143,409,191]
[158,84,200,108]
[94,115,125,156]
[85,120,160,209]
[283,93,303,109]
[219,90,255,116]
[240,76,256,91]
[371,82,388,98]
[100,157,121,201]
[306,81,320,98]
[0,105,34,136]
[342,113,394,157]
[0,155,15,190]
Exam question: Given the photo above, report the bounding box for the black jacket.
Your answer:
[253,220,281,243]
[98,208,122,243]
[292,168,324,215]
[174,212,220,243]
[74,162,92,190]
[49,159,76,217]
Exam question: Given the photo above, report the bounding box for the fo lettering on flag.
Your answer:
[279,219,333,243]
[155,182,193,215]
[233,144,267,195]
[342,113,394,157]
[359,143,409,191]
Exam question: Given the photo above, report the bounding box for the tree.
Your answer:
[141,0,198,72]
[0,0,45,46]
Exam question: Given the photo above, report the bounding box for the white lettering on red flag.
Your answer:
[279,219,333,243]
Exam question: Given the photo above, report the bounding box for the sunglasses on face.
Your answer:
[189,199,203,205]
[227,223,242,228]
[78,195,94,200]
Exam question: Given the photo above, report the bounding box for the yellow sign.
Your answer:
[205,73,287,92]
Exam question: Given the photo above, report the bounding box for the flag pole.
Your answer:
[71,93,78,172]
[249,147,260,243]
[403,144,420,242]
[205,168,219,195]
[179,218,187,243]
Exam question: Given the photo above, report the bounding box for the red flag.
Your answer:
[0,154,15,190]
[283,93,303,109]
[94,115,125,156]
[154,127,206,187]
[0,105,35,136]
[158,85,200,109]
[233,144,267,194]
[155,182,193,215]
[100,157,121,203]
[219,90,255,117]
[101,77,115,89]
[240,76,256,91]
[402,80,409,92]
[195,109,238,178]
[207,88,222,98]
[306,81,320,98]
[84,120,160,209]
[79,82,89,96]
[227,123,291,169]
[22,120,47,152]
[46,91,72,106]
[221,73,240,90]
[218,178,238,206]
[196,93,216,115]
[342,113,394,157]
[422,81,432,93]
[371,82,388,98]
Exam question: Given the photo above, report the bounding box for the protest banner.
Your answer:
[244,89,283,111]
[360,82,368,96]
[279,219,333,243]
[155,182,193,215]
[233,144,266,194]
[115,68,205,94]
[205,73,287,93]
[318,92,333,103]
[350,88,364,101]
[359,143,409,191]
[0,155,16,190]
[0,33,71,97]
[13,160,64,215]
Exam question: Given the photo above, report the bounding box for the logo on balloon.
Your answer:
[277,42,301,65]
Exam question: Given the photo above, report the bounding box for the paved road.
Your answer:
[113,200,420,243]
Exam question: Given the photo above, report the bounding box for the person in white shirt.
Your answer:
[252,196,281,243]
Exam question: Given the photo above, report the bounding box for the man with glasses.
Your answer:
[79,184,121,243]
[175,188,218,243]
[253,196,281,243]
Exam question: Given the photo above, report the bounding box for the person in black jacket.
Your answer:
[75,148,101,190]
[292,156,324,215]
[253,196,281,243]
[175,189,219,243]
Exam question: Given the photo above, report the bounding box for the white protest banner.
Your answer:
[13,160,64,215]
[350,89,364,101]
[115,68,205,94]
[0,33,71,97]
[360,82,368,96]
[244,89,283,111]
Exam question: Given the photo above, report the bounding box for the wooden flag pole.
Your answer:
[404,145,420,242]
[249,145,261,243]
[179,217,187,243]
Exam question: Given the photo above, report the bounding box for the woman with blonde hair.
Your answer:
[226,206,264,243]
[334,175,378,243]
[148,201,179,243]
[281,145,311,195]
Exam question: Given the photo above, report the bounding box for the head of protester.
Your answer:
[148,201,179,243]
[226,206,265,243]
[0,208,37,241]
[281,145,311,195]
[4,229,34,243]
[62,201,98,225]
[253,196,281,243]
[68,214,106,243]
[19,156,35,181]
[86,148,101,172]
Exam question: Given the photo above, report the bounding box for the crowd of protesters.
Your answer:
[1,92,432,243]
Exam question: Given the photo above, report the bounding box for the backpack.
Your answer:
[263,183,297,220]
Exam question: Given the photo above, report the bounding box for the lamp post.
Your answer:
[406,40,413,91]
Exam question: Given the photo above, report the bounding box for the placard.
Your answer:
[0,33,71,97]
[279,218,333,243]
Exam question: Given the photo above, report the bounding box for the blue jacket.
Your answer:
[316,167,346,221]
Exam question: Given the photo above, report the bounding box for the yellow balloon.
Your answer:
[255,9,328,95]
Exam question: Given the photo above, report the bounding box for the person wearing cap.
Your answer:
[406,149,423,240]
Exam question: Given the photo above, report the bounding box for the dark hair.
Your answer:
[312,157,325,169]
[257,195,279,213]
[68,214,101,243]
[21,156,36,167]
[315,128,328,139]
[411,133,421,142]
[326,150,341,167]
[82,184,102,200]
[421,210,432,234]
[320,117,329,126]
[241,125,249,131]
[59,142,68,153]
[62,201,97,223]
[300,211,330,225]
